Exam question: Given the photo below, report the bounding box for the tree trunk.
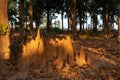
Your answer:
[68,15,70,32]
[79,12,82,31]
[35,17,39,30]
[0,0,11,60]
[109,15,113,30]
[118,0,120,43]
[10,20,14,32]
[19,0,25,36]
[78,0,82,31]
[83,18,84,30]
[112,15,114,29]
[102,13,105,30]
[70,0,76,32]
[79,19,82,31]
[86,15,88,30]
[67,0,70,32]
[91,15,93,30]
[29,0,33,32]
[104,0,109,36]
[34,2,39,30]
[93,11,97,32]
[47,0,50,32]
[79,17,82,31]
[61,11,64,31]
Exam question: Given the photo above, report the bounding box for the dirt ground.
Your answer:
[0,33,120,80]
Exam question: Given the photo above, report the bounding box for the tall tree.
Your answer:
[65,0,70,32]
[91,1,97,32]
[104,0,109,36]
[70,0,76,32]
[61,9,64,31]
[29,0,33,32]
[19,0,25,35]
[77,0,82,31]
[47,0,50,32]
[34,0,40,30]
[118,0,120,43]
[0,0,10,60]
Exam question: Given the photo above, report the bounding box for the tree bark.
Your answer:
[19,0,25,36]
[34,2,39,30]
[79,12,82,31]
[47,0,50,32]
[78,0,82,31]
[61,11,64,31]
[93,11,97,32]
[86,15,88,30]
[29,0,33,32]
[10,20,14,32]
[68,15,70,32]
[70,0,76,32]
[66,0,70,32]
[83,17,84,30]
[104,0,109,36]
[35,16,39,30]
[0,0,10,60]
[118,0,120,43]
[79,17,82,31]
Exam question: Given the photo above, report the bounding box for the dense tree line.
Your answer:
[7,0,119,33]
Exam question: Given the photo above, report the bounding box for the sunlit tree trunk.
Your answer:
[19,0,25,36]
[118,0,120,43]
[104,0,109,36]
[29,0,33,32]
[70,0,76,32]
[0,0,10,60]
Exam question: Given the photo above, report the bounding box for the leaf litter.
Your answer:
[0,31,120,80]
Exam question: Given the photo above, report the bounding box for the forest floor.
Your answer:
[0,32,120,80]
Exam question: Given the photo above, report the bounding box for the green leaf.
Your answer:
[0,24,8,35]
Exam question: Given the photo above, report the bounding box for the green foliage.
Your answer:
[0,24,8,35]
